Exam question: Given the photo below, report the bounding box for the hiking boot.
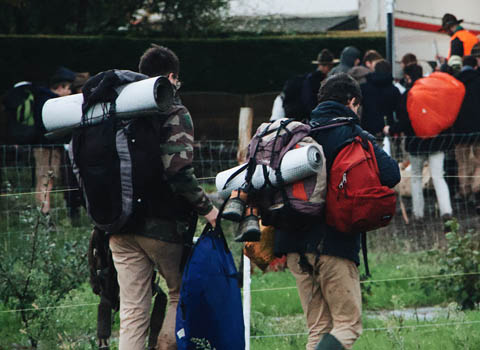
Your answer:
[315,333,343,350]
[235,207,261,242]
[222,190,247,222]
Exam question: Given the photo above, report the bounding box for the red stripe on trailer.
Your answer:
[395,18,480,36]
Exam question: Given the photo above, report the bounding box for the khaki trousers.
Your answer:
[33,147,62,213]
[287,253,362,350]
[109,234,183,350]
[455,144,480,197]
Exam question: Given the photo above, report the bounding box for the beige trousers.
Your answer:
[455,144,480,197]
[33,147,62,213]
[109,234,183,350]
[287,253,362,350]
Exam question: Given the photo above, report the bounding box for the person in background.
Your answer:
[400,53,417,70]
[349,49,383,84]
[448,55,463,75]
[384,63,453,224]
[275,49,336,122]
[360,59,401,139]
[437,13,479,64]
[471,43,480,69]
[311,48,338,76]
[328,46,361,76]
[452,55,480,212]
[34,66,75,214]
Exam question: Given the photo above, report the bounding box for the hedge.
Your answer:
[0,33,386,95]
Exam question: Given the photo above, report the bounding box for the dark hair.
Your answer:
[363,50,382,64]
[374,59,392,73]
[401,53,417,66]
[50,81,71,90]
[463,55,478,68]
[403,64,423,83]
[138,44,180,77]
[317,73,362,106]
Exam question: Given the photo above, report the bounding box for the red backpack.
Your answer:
[407,72,465,138]
[325,135,396,233]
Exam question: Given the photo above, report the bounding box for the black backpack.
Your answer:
[3,83,39,144]
[70,70,178,233]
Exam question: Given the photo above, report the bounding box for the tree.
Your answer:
[140,0,229,37]
[0,0,229,36]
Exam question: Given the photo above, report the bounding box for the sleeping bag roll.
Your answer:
[215,144,323,198]
[42,76,174,135]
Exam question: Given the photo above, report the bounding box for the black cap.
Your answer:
[440,13,463,31]
[49,66,76,86]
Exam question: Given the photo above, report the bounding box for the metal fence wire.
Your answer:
[1,133,480,250]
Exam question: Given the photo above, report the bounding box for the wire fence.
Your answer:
[1,136,480,347]
[2,134,480,249]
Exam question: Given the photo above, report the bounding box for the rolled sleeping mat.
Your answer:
[42,76,174,138]
[215,144,323,198]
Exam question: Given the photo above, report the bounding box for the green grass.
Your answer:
[1,177,479,349]
[251,310,480,350]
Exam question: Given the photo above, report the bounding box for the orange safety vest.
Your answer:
[448,29,479,58]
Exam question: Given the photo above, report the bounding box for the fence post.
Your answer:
[238,106,253,350]
[237,107,253,164]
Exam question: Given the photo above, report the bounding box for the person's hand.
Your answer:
[383,125,390,136]
[436,54,446,65]
[204,207,219,227]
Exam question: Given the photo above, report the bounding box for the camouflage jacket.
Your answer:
[140,103,212,243]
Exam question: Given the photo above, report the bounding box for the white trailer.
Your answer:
[359,0,480,76]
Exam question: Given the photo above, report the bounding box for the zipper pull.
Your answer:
[339,173,347,189]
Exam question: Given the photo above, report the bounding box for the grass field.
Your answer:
[1,174,480,349]
[2,242,479,349]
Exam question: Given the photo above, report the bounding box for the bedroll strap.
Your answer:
[361,232,370,277]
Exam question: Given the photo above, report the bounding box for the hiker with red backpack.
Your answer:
[384,63,457,226]
[275,73,400,350]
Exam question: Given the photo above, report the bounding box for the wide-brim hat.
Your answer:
[312,48,340,65]
[439,13,463,32]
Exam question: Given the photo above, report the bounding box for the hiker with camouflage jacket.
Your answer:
[108,45,218,350]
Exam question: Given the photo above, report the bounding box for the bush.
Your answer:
[427,219,480,310]
[0,207,88,349]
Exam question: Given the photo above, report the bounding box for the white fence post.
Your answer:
[243,255,251,350]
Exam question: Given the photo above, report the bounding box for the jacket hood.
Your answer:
[366,71,393,86]
[339,46,362,68]
[310,101,360,124]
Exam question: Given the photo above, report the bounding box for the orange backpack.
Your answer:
[407,72,465,139]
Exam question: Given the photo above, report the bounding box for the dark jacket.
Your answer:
[389,91,455,155]
[33,86,59,144]
[274,101,400,265]
[328,46,361,76]
[283,70,326,121]
[453,67,480,143]
[360,72,401,135]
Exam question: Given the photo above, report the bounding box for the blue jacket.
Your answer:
[274,101,400,265]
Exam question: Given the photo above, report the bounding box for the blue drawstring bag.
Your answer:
[175,221,245,350]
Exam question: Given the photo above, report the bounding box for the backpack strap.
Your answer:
[361,232,371,277]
